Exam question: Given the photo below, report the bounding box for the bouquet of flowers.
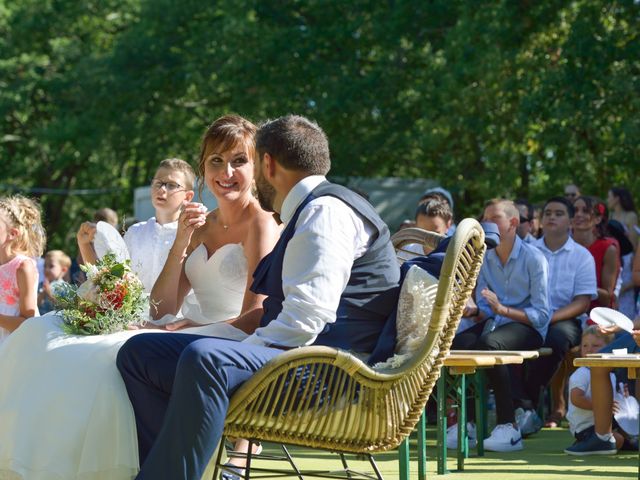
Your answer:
[53,253,146,335]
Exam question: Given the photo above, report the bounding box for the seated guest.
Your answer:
[608,186,638,250]
[116,115,401,480]
[397,197,454,261]
[573,196,619,310]
[37,249,71,314]
[564,184,581,204]
[564,326,624,452]
[451,199,550,452]
[565,323,640,455]
[514,199,537,244]
[542,197,621,428]
[521,197,597,429]
[420,186,456,235]
[607,219,636,319]
[415,197,453,236]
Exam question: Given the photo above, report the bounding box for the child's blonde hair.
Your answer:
[157,158,196,190]
[0,195,46,257]
[45,250,72,270]
[582,324,614,345]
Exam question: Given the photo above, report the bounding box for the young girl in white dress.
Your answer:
[0,195,45,345]
[0,115,281,480]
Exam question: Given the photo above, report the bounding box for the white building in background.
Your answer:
[134,177,437,232]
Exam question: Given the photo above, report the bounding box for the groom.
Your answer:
[117,114,400,480]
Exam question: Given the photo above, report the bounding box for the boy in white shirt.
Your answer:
[565,326,622,450]
[77,158,195,292]
[519,197,597,434]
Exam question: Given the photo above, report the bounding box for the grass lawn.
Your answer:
[251,426,638,479]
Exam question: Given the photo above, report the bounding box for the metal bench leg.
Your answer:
[437,369,449,474]
[398,437,410,480]
[473,371,486,456]
[456,373,467,470]
[417,410,427,480]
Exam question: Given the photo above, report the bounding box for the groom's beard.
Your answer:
[255,174,276,213]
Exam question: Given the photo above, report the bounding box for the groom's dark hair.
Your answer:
[256,115,331,175]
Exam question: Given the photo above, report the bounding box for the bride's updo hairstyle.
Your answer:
[196,114,257,199]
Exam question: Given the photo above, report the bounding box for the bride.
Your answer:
[0,115,280,480]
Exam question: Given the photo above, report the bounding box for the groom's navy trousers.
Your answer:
[116,333,283,480]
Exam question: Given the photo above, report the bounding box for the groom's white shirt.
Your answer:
[243,175,374,348]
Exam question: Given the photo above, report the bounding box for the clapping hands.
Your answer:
[480,288,504,315]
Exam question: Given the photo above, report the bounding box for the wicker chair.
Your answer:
[211,218,486,479]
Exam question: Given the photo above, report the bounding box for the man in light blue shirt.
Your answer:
[452,199,550,453]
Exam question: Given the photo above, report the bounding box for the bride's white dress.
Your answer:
[0,243,248,480]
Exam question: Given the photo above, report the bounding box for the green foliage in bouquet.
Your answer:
[53,253,146,335]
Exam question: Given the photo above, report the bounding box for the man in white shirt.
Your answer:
[117,115,400,480]
[523,197,597,425]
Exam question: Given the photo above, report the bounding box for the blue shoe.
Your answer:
[564,432,617,455]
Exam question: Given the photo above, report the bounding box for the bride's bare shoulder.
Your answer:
[247,204,281,237]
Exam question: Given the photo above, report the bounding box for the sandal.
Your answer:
[544,411,564,428]
[220,442,262,480]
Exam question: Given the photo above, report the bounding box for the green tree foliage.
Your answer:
[1,0,638,249]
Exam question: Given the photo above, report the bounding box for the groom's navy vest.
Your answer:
[250,181,400,353]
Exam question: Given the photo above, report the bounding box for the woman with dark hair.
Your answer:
[572,196,620,310]
[608,187,638,250]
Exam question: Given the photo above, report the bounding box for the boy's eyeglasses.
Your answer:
[151,180,183,192]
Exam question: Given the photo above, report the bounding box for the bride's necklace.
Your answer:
[218,200,253,231]
[218,214,232,231]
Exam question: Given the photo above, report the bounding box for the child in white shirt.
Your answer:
[566,326,623,449]
[77,158,195,293]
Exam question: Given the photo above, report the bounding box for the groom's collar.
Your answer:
[280,175,327,225]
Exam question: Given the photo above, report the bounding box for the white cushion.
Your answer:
[374,265,439,369]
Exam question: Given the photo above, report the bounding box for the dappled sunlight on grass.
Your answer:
[250,426,637,479]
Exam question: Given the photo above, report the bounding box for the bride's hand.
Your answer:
[165,318,199,331]
[178,202,208,234]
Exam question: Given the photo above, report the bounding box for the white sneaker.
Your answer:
[515,408,542,437]
[446,422,478,449]
[484,423,523,452]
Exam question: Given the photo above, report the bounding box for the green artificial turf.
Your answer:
[249,426,638,479]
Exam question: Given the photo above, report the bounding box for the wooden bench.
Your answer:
[433,350,539,475]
